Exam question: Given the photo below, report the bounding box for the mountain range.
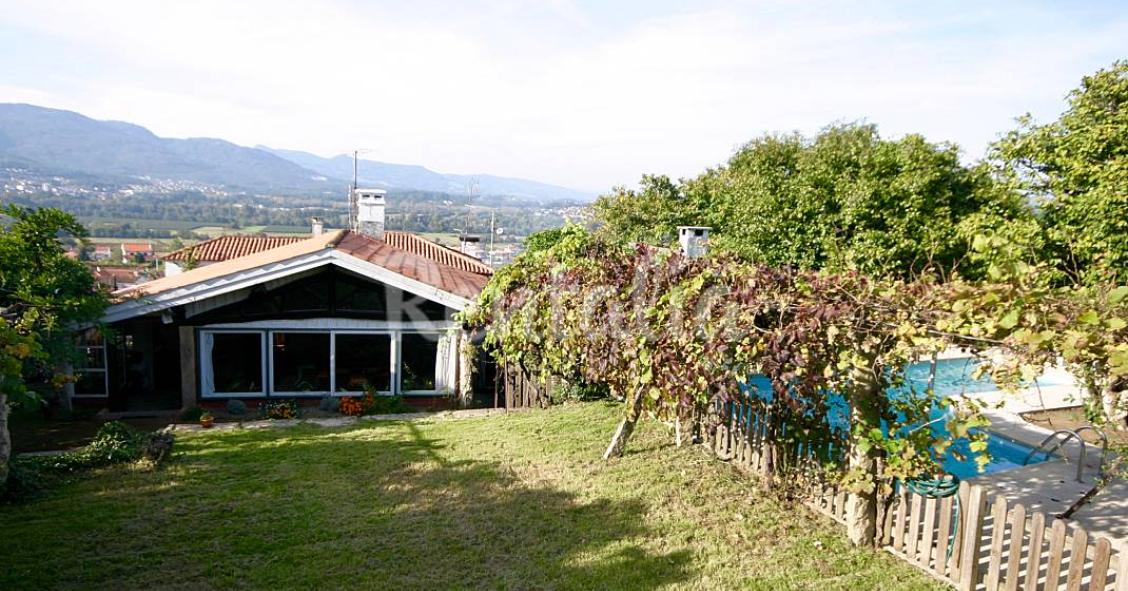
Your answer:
[0,103,594,203]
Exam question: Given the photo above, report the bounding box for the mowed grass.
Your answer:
[0,402,942,590]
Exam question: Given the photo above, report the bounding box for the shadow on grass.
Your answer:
[0,421,693,589]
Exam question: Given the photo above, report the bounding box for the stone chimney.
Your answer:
[355,188,387,240]
[677,226,711,258]
[311,217,324,236]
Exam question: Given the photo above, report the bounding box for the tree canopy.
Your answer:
[0,205,108,488]
[594,123,1028,280]
[991,60,1128,285]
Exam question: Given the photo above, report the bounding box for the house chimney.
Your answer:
[459,234,482,260]
[311,217,324,236]
[355,188,387,240]
[677,226,711,258]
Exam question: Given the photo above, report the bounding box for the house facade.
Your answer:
[71,211,494,412]
[121,242,154,262]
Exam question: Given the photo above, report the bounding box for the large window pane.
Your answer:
[211,333,263,394]
[335,334,391,392]
[400,333,438,391]
[272,332,330,392]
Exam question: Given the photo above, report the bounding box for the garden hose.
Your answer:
[903,475,962,561]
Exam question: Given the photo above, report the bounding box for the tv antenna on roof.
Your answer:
[349,148,376,231]
[461,178,479,242]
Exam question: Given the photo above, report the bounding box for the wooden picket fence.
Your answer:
[501,363,555,410]
[709,399,1126,590]
[807,480,1127,590]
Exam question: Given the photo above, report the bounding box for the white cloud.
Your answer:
[1,0,1125,192]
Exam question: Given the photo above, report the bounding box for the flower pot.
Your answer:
[200,417,215,429]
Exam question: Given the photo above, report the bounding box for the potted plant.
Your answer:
[199,411,215,429]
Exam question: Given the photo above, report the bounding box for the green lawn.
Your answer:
[0,403,941,590]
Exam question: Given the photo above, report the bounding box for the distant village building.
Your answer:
[91,266,152,290]
[121,242,154,262]
[92,244,113,261]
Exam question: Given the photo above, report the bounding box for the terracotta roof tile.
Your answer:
[383,231,494,275]
[162,231,493,276]
[117,230,490,303]
[333,231,489,301]
[163,235,306,262]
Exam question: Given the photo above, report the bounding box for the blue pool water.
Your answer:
[741,357,1050,479]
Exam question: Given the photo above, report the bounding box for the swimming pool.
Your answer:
[740,357,1052,479]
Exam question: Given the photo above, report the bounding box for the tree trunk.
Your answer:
[846,365,882,547]
[603,387,646,459]
[0,393,10,488]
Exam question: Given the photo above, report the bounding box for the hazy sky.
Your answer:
[1,1,1125,193]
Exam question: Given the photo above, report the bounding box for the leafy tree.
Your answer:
[594,124,1029,280]
[468,227,1004,545]
[0,204,108,487]
[991,60,1128,284]
[592,175,698,247]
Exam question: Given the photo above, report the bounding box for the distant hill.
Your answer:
[263,148,594,204]
[0,103,595,203]
[0,103,337,194]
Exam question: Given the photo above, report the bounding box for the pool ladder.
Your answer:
[1022,426,1109,483]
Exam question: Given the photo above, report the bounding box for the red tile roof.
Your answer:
[123,230,491,303]
[91,266,148,289]
[162,231,493,276]
[121,243,153,253]
[383,231,494,275]
[334,231,489,300]
[163,235,305,262]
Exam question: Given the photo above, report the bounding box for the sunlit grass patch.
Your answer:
[0,402,941,590]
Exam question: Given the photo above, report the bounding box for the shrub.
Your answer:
[319,396,340,413]
[3,422,176,503]
[225,399,248,416]
[179,406,205,422]
[338,393,413,416]
[339,396,364,416]
[1,459,50,502]
[262,399,299,420]
[552,380,610,404]
[366,395,415,415]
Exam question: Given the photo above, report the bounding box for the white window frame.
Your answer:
[268,330,333,397]
[331,331,396,396]
[199,330,267,399]
[397,330,449,396]
[73,335,109,398]
[197,323,456,398]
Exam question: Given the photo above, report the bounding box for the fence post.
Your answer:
[1003,502,1025,591]
[1044,519,1067,589]
[986,495,1008,590]
[1065,527,1087,590]
[1023,512,1045,591]
[1089,537,1111,590]
[958,485,987,591]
